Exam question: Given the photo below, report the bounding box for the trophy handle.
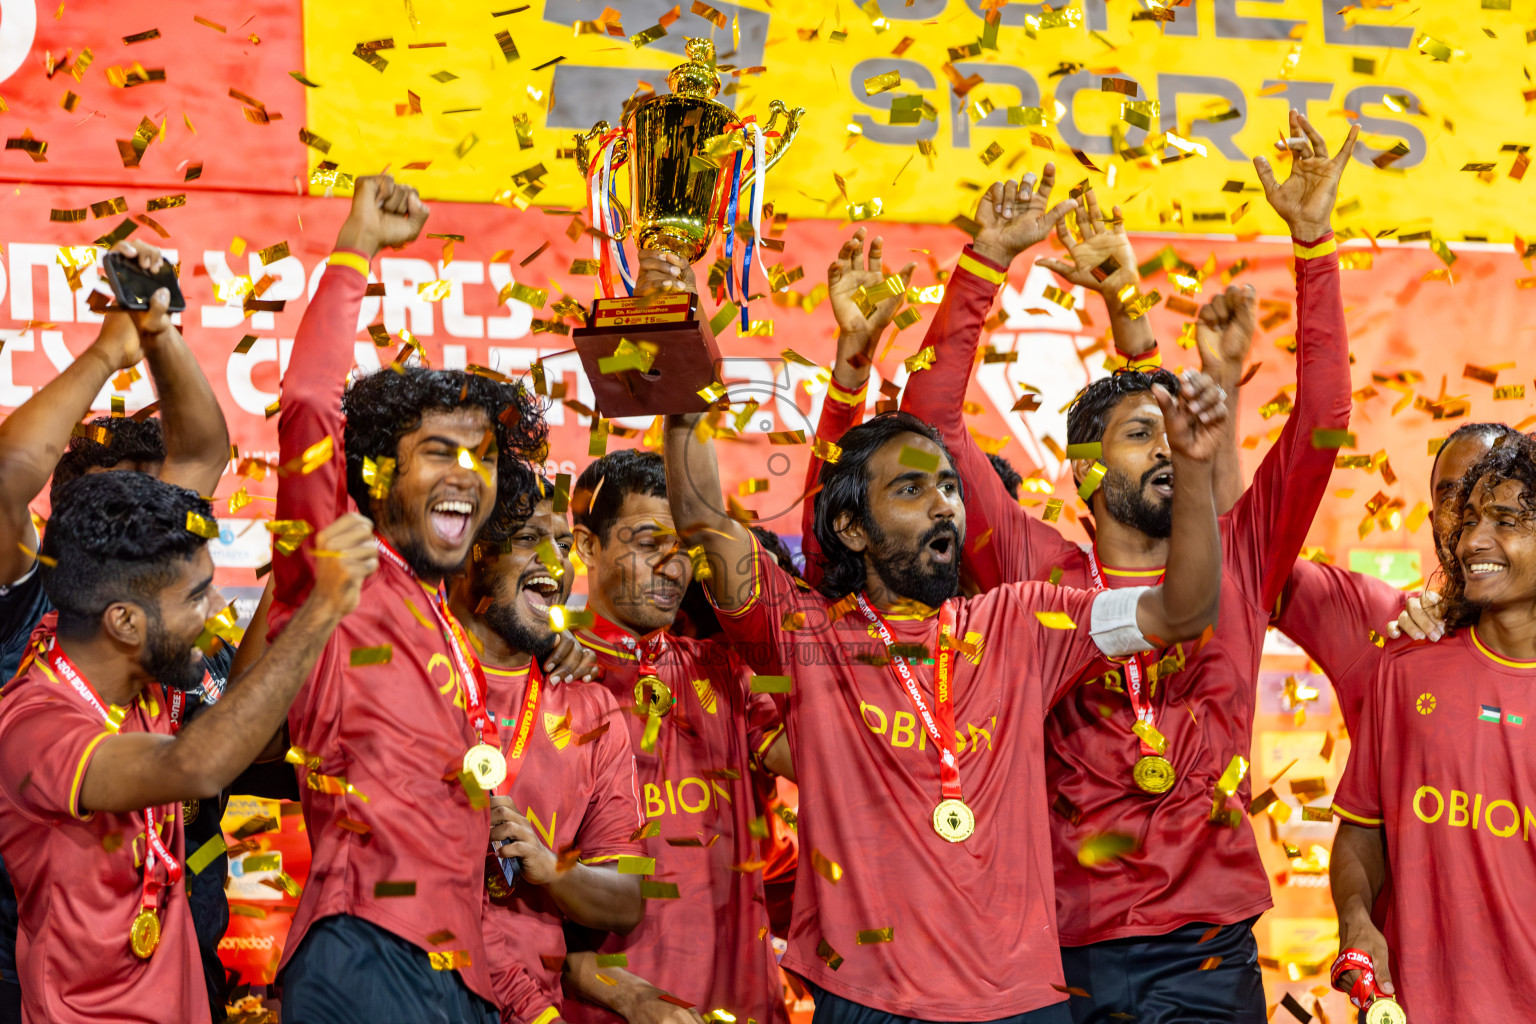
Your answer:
[761,99,805,172]
[575,124,632,242]
[574,122,610,176]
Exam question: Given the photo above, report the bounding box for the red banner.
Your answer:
[2,178,1529,598]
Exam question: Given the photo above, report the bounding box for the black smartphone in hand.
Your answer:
[101,251,186,312]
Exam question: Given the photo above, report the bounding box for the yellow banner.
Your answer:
[304,1,1532,241]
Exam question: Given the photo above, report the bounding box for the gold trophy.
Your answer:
[573,38,803,418]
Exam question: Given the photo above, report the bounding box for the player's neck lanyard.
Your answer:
[1085,547,1164,754]
[45,640,182,955]
[854,595,975,841]
[490,661,543,793]
[583,612,669,675]
[584,612,676,720]
[375,535,499,748]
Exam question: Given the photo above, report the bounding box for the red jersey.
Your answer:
[897,238,1351,943]
[0,638,208,1024]
[715,538,1123,1020]
[1332,627,1536,1018]
[561,618,785,1024]
[271,253,496,1001]
[479,663,643,1024]
[1273,558,1406,736]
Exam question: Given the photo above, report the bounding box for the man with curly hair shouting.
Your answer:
[269,176,549,1024]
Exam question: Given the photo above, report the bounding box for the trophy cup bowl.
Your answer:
[572,39,804,418]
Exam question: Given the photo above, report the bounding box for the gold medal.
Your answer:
[181,798,199,825]
[932,798,975,843]
[129,907,160,959]
[463,743,508,790]
[1132,755,1176,794]
[1365,999,1407,1024]
[634,675,673,718]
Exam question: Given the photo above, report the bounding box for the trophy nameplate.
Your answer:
[573,294,723,418]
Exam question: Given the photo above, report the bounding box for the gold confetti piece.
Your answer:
[1414,32,1456,61]
[497,29,522,61]
[1077,462,1107,501]
[1043,498,1064,522]
[1131,720,1168,755]
[428,950,471,971]
[804,437,841,465]
[1310,429,1355,449]
[618,854,657,875]
[350,645,393,667]
[194,15,226,31]
[1198,956,1224,971]
[864,70,901,96]
[856,928,894,945]
[1495,384,1526,400]
[750,675,791,694]
[640,880,680,900]
[903,346,936,373]
[631,24,667,47]
[1302,806,1334,822]
[1101,77,1137,97]
[1036,610,1077,630]
[49,208,86,223]
[185,512,219,539]
[1064,442,1101,460]
[1077,831,1138,866]
[374,880,416,897]
[811,848,843,884]
[817,938,844,970]
[898,445,939,474]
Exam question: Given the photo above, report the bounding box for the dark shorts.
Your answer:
[1059,917,1266,1024]
[280,914,498,1024]
[809,984,1071,1024]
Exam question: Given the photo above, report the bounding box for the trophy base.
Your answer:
[573,294,724,419]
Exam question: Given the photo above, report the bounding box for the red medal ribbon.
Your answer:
[1085,548,1165,757]
[375,535,499,746]
[45,641,182,913]
[1331,947,1389,1009]
[497,661,543,793]
[582,612,669,679]
[854,596,963,802]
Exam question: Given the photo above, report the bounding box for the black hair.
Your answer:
[750,525,800,577]
[42,471,213,639]
[479,473,559,550]
[1431,422,1515,476]
[1066,368,1181,447]
[811,411,954,601]
[341,366,548,524]
[987,452,1022,501]
[571,449,667,543]
[50,416,167,507]
[1436,433,1536,630]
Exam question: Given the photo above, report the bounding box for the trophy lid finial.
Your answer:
[668,38,721,100]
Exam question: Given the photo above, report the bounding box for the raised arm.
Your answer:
[274,176,428,612]
[1229,111,1358,609]
[1191,284,1257,513]
[111,240,231,498]
[78,514,376,813]
[1035,187,1161,369]
[0,251,151,582]
[800,230,914,585]
[900,173,1081,589]
[1133,371,1226,644]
